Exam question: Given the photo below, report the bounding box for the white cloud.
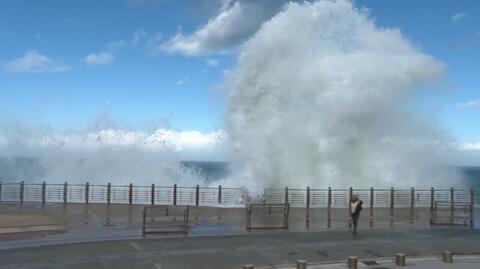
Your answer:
[160,0,289,56]
[176,79,185,85]
[451,12,467,23]
[457,99,480,108]
[3,51,71,73]
[132,28,147,47]
[458,142,480,152]
[206,58,219,67]
[84,52,114,65]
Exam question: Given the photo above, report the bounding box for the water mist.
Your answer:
[223,0,457,190]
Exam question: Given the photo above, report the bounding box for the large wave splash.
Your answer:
[223,0,456,190]
[0,126,227,185]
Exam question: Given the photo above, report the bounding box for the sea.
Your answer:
[0,157,479,189]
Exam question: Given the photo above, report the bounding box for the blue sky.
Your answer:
[0,0,479,144]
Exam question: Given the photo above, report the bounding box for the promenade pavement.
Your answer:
[0,202,478,268]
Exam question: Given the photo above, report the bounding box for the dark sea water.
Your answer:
[461,166,480,189]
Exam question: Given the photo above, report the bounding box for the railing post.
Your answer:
[246,205,251,231]
[63,182,68,204]
[410,187,415,209]
[218,185,222,204]
[348,187,353,212]
[327,187,332,221]
[195,185,200,207]
[450,187,455,211]
[19,181,24,204]
[41,181,46,204]
[85,182,89,204]
[107,183,111,204]
[151,184,155,205]
[470,188,475,212]
[0,181,2,202]
[285,186,289,205]
[470,188,475,227]
[430,187,435,211]
[306,187,311,209]
[390,187,395,211]
[370,187,374,217]
[173,184,177,205]
[327,187,332,207]
[306,187,310,227]
[128,183,133,205]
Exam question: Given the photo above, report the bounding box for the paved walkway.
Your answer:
[1,228,480,269]
[0,203,479,268]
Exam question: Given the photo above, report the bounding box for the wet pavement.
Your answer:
[1,228,480,268]
[0,202,478,268]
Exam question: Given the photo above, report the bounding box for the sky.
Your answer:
[0,0,479,153]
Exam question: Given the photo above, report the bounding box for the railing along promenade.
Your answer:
[0,181,475,211]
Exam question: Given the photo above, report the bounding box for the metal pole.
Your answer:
[349,187,353,214]
[306,187,310,209]
[41,181,46,204]
[128,183,133,205]
[430,187,435,211]
[246,205,251,231]
[218,185,222,204]
[151,184,155,205]
[85,182,89,204]
[195,185,200,207]
[107,183,111,204]
[173,184,177,205]
[63,182,68,204]
[390,187,394,211]
[370,187,374,218]
[450,187,455,211]
[470,188,475,212]
[411,187,415,209]
[410,187,415,223]
[306,187,310,227]
[470,188,475,226]
[285,186,289,205]
[0,181,2,202]
[327,187,332,221]
[19,181,24,204]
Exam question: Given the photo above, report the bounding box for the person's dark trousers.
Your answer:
[351,212,360,233]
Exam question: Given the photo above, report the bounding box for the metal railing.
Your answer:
[0,181,476,210]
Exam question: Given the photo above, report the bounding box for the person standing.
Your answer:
[350,195,363,234]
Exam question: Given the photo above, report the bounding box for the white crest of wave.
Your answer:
[223,0,455,190]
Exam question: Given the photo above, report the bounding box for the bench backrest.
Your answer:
[144,205,189,220]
